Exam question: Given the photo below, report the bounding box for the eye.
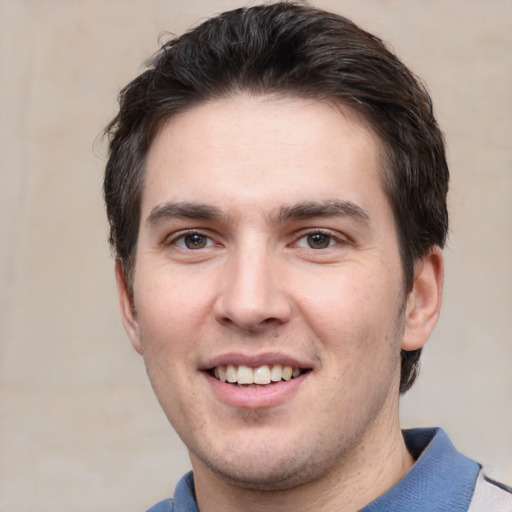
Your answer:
[174,232,214,250]
[296,231,337,250]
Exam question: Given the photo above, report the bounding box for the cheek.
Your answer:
[296,267,404,357]
[296,268,381,325]
[133,273,208,357]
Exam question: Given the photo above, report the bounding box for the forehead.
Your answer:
[142,95,388,217]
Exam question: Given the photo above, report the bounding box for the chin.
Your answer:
[211,463,319,492]
[192,442,336,492]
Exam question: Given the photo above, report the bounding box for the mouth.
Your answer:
[207,364,310,387]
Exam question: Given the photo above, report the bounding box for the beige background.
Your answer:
[1,0,511,510]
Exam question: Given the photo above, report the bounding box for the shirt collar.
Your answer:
[165,427,480,512]
[361,427,480,512]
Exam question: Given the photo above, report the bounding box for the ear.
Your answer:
[115,260,144,355]
[402,246,444,351]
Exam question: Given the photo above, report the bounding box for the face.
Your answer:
[118,95,439,491]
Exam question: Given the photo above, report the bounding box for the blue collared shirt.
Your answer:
[146,428,481,512]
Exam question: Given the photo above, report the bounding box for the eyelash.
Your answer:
[168,230,217,250]
[166,229,347,252]
[293,229,346,250]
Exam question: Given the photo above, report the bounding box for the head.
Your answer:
[105,3,448,494]
[104,3,448,393]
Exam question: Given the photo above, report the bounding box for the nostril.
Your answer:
[213,272,292,330]
[215,309,288,332]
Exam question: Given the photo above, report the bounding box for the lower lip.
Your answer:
[203,372,309,409]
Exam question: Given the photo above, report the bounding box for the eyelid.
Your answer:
[292,228,350,247]
[162,227,351,251]
[164,229,218,249]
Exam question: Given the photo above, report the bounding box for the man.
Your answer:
[103,3,512,511]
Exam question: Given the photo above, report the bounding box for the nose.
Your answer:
[214,245,292,332]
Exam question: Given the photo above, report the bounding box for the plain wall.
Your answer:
[1,1,511,510]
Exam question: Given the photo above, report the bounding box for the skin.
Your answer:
[117,95,443,512]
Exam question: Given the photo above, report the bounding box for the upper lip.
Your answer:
[201,352,314,370]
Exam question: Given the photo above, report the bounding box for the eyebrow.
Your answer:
[276,200,370,225]
[146,202,225,226]
[145,199,370,227]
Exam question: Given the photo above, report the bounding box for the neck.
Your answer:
[191,421,414,512]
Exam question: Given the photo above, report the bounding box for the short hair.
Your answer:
[104,2,449,393]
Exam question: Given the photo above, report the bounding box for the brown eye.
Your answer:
[184,234,207,249]
[306,233,333,249]
[177,233,212,249]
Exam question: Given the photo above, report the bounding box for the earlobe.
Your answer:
[115,260,144,355]
[402,247,444,351]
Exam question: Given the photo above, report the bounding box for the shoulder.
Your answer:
[468,470,512,512]
[146,498,174,512]
[145,472,198,512]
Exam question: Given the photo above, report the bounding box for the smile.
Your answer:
[209,364,308,386]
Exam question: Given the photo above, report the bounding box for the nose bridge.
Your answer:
[215,235,290,330]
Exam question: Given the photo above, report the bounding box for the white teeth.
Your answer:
[237,365,253,384]
[253,365,271,385]
[212,364,302,385]
[226,364,237,383]
[217,366,227,382]
[282,366,293,381]
[270,364,283,382]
